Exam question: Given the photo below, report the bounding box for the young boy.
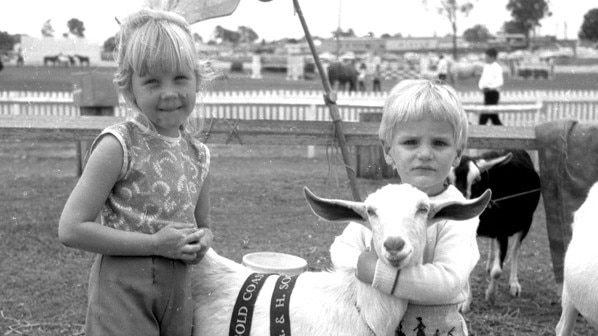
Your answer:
[478,48,504,125]
[330,79,480,336]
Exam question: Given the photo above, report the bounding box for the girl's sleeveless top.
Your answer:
[89,113,210,234]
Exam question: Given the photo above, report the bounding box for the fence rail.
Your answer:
[0,114,536,150]
[1,90,598,126]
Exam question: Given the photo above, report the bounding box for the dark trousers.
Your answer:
[479,89,502,125]
[373,79,381,92]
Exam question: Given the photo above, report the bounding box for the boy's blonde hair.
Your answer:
[378,79,469,153]
[114,8,213,133]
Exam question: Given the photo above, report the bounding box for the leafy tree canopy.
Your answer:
[67,18,86,38]
[463,24,493,43]
[579,8,598,42]
[0,31,18,52]
[213,25,259,44]
[238,26,259,43]
[502,20,527,34]
[103,35,117,53]
[41,19,54,37]
[506,0,551,36]
[332,28,356,39]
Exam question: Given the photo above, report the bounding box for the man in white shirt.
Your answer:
[478,48,504,125]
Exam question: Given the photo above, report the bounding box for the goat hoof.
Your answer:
[490,267,502,280]
[458,302,471,314]
[509,283,521,297]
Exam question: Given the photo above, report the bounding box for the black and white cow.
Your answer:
[449,149,541,312]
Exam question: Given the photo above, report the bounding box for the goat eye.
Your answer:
[366,208,376,217]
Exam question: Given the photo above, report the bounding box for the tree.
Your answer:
[103,36,117,53]
[238,26,258,43]
[506,0,551,47]
[502,20,527,34]
[0,31,18,52]
[41,19,54,38]
[67,18,86,38]
[579,8,598,42]
[463,24,492,43]
[214,25,241,44]
[331,28,356,39]
[424,0,475,60]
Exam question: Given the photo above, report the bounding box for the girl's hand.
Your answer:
[185,228,213,264]
[153,222,203,261]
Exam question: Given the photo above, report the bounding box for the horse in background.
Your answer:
[43,54,72,67]
[74,54,90,66]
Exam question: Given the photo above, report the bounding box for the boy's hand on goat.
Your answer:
[356,249,378,284]
[152,222,203,262]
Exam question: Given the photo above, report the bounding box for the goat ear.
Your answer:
[303,187,368,223]
[477,152,512,173]
[428,189,492,223]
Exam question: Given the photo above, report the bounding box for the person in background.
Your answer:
[372,64,382,92]
[437,54,449,82]
[478,48,504,125]
[358,62,368,92]
[330,79,480,336]
[58,8,215,336]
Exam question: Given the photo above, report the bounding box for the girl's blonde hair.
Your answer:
[114,8,214,134]
[378,79,469,153]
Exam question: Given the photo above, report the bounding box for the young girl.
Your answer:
[330,79,479,335]
[59,8,213,336]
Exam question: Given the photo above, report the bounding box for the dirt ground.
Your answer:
[1,140,597,335]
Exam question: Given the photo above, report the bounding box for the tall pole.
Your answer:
[336,0,341,58]
[292,0,361,201]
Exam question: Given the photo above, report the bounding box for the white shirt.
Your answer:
[437,58,449,75]
[478,61,504,90]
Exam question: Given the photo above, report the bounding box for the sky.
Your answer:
[0,0,596,45]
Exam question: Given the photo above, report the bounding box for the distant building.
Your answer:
[318,36,470,55]
[319,37,385,55]
[14,35,107,66]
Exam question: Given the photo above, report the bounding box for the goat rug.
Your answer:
[229,272,298,336]
[535,119,598,284]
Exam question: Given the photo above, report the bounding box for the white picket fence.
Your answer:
[1,89,598,126]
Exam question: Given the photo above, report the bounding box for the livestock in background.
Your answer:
[191,184,491,336]
[74,54,90,66]
[327,61,358,92]
[449,149,541,312]
[556,182,598,336]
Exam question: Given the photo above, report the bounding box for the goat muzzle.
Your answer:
[384,237,406,252]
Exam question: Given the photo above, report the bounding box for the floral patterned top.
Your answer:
[89,113,210,234]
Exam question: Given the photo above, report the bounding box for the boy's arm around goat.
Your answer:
[330,184,480,305]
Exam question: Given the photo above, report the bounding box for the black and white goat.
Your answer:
[449,149,541,312]
[191,184,491,336]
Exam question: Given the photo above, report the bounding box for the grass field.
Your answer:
[2,66,598,335]
[2,141,597,336]
[1,64,598,93]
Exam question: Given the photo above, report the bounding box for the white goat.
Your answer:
[191,184,490,336]
[556,182,598,336]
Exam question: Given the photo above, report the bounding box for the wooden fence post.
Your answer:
[355,112,395,179]
[72,71,119,176]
